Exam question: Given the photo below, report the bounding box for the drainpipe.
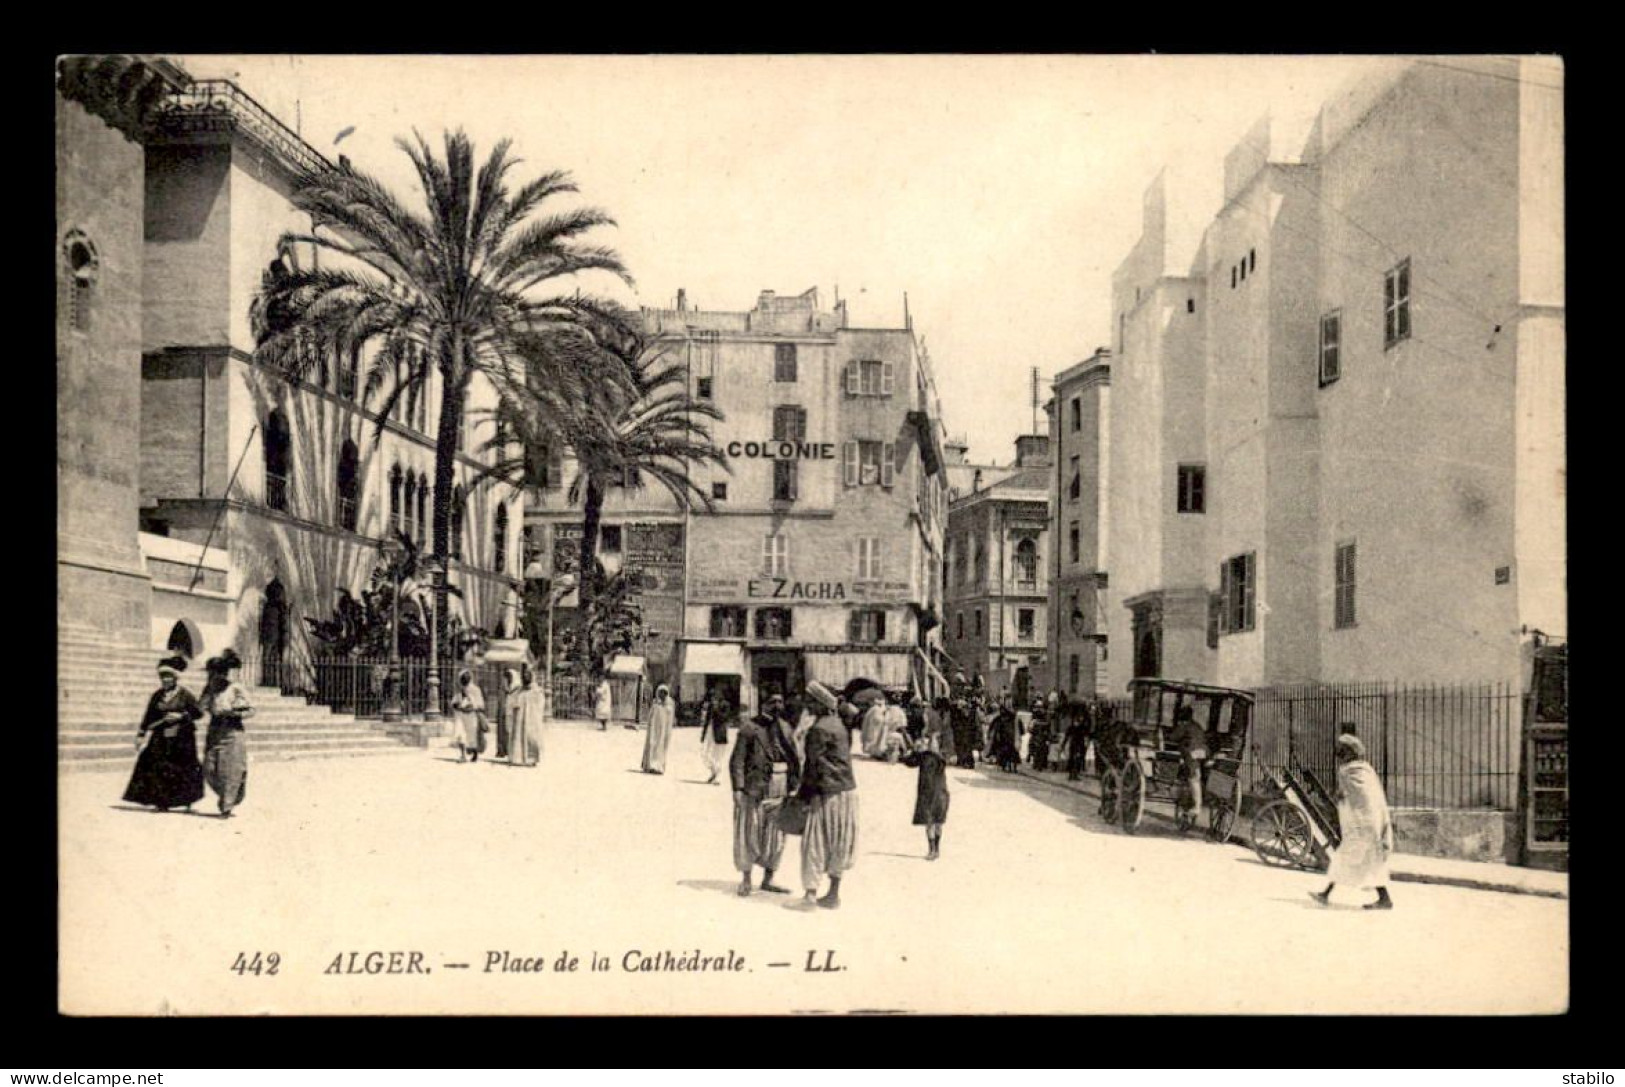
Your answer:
[199,354,208,496]
[998,504,1006,696]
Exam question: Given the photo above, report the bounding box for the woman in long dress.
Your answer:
[903,697,955,860]
[451,668,486,763]
[199,649,254,818]
[641,684,674,774]
[504,669,532,767]
[1311,733,1396,910]
[123,655,206,812]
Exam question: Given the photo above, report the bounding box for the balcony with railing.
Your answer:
[149,79,333,177]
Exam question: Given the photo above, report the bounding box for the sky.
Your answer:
[180,54,1378,464]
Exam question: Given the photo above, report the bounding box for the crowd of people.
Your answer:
[118,650,1397,913]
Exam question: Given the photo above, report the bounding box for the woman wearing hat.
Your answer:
[123,655,206,812]
[1311,732,1396,910]
[199,649,254,818]
[641,684,675,774]
[795,681,860,909]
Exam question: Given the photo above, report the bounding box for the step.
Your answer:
[61,733,406,755]
[60,710,359,728]
[60,744,421,770]
[61,725,386,744]
[58,699,351,717]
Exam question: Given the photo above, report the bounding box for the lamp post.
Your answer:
[545,572,577,720]
[423,555,444,721]
[380,536,406,723]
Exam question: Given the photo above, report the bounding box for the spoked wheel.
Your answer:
[1208,800,1236,844]
[1099,765,1120,823]
[1250,800,1317,869]
[1116,760,1145,834]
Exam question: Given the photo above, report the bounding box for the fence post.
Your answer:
[1286,696,1296,765]
[1381,683,1391,797]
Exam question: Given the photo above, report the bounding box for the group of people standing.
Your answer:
[449,665,548,766]
[123,649,254,818]
[938,674,1102,781]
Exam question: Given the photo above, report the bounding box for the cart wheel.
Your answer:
[1208,801,1236,844]
[1251,800,1316,869]
[1099,766,1120,823]
[1117,760,1145,834]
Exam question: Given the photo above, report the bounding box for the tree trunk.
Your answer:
[431,360,465,657]
[577,474,605,678]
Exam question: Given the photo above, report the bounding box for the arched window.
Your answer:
[264,410,291,511]
[337,439,359,532]
[389,464,403,535]
[416,473,429,546]
[493,503,508,574]
[403,472,418,541]
[450,485,466,560]
[1014,538,1038,584]
[62,230,98,334]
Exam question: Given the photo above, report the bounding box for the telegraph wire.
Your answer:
[1410,57,1564,93]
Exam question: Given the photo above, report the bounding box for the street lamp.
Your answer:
[423,554,445,721]
[380,536,406,723]
[545,572,577,720]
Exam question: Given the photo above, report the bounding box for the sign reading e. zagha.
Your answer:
[693,576,914,603]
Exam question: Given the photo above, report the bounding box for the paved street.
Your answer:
[60,723,1567,1015]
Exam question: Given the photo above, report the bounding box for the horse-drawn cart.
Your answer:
[1097,679,1254,842]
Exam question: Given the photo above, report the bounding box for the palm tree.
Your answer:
[250,131,636,648]
[479,329,728,674]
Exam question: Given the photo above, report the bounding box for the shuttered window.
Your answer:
[762,534,789,577]
[1319,310,1342,386]
[1334,541,1357,629]
[857,538,883,580]
[844,360,895,397]
[1384,259,1411,348]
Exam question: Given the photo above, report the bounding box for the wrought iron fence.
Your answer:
[1093,680,1519,811]
[1248,681,1520,811]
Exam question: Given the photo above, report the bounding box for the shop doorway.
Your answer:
[751,649,804,711]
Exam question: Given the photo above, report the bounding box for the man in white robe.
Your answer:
[1310,733,1396,910]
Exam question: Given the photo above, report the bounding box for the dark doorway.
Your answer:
[1135,629,1160,679]
[165,619,199,661]
[259,579,288,691]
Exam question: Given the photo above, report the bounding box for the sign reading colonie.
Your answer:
[693,576,914,604]
[725,439,838,461]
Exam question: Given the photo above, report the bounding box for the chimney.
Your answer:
[676,288,687,312]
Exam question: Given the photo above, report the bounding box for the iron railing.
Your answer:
[1097,681,1520,811]
[151,79,333,176]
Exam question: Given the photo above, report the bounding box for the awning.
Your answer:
[608,655,648,677]
[681,641,746,677]
[483,639,535,664]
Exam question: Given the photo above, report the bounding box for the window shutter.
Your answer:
[1219,562,1232,634]
[762,535,772,573]
[845,360,859,396]
[1244,553,1257,631]
[881,442,896,488]
[843,441,859,486]
[795,408,807,441]
[876,611,887,641]
[881,361,895,396]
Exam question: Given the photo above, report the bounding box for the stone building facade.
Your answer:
[1101,57,1565,692]
[1048,352,1111,699]
[942,437,1052,700]
[60,59,523,682]
[526,287,949,712]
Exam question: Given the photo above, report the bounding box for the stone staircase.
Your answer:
[58,626,419,770]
